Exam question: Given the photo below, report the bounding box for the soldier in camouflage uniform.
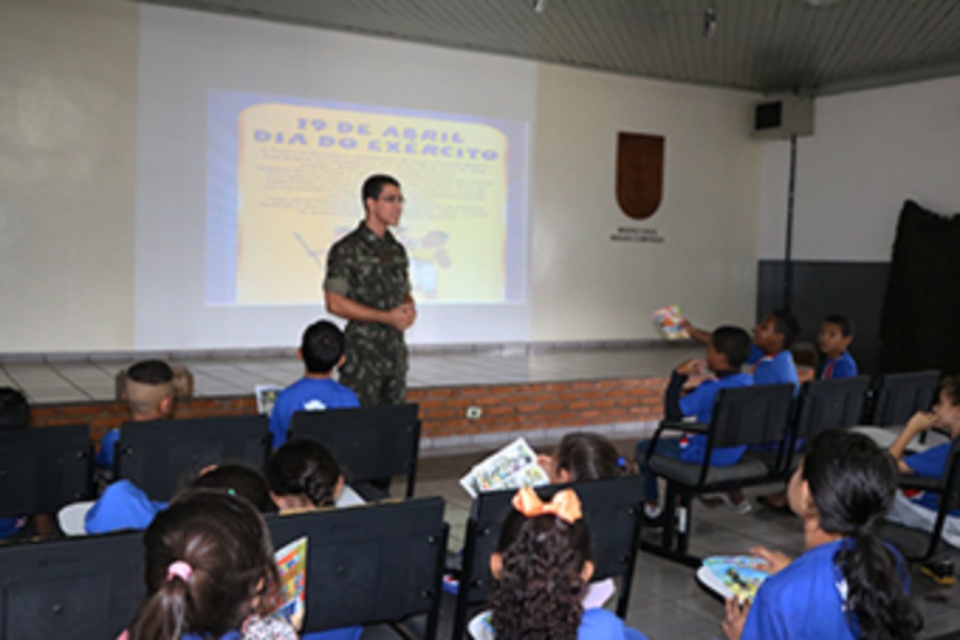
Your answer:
[323,174,416,407]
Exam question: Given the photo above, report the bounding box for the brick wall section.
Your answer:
[29,376,669,443]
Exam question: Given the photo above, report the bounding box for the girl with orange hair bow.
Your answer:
[469,487,648,640]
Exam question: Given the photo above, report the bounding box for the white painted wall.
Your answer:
[757,76,960,262]
[0,0,137,352]
[531,65,762,340]
[0,0,764,352]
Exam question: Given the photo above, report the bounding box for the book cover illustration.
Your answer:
[274,536,308,630]
[652,304,690,340]
[699,555,771,603]
[256,385,284,416]
[459,437,550,498]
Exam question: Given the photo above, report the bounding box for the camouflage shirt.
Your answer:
[323,222,411,370]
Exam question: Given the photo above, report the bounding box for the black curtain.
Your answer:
[880,200,960,375]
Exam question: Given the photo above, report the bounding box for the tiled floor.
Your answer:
[415,440,960,640]
[0,343,702,403]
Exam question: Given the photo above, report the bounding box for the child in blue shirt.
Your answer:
[123,491,297,640]
[886,376,960,547]
[1,387,32,539]
[268,320,360,449]
[96,359,176,471]
[635,326,754,517]
[478,487,648,640]
[722,430,920,640]
[747,309,800,392]
[818,314,858,379]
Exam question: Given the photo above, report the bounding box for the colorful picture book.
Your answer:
[274,536,307,631]
[459,437,550,498]
[255,384,284,416]
[698,555,772,603]
[652,304,690,340]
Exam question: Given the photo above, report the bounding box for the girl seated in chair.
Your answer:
[471,487,648,640]
[723,430,921,639]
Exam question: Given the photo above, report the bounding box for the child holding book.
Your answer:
[722,430,920,639]
[124,490,296,640]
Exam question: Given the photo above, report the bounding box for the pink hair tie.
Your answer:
[166,560,193,582]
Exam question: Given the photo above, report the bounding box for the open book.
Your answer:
[697,555,771,603]
[652,304,690,340]
[459,437,550,498]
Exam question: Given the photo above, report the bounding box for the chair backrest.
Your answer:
[869,370,940,427]
[794,376,871,442]
[0,530,144,640]
[711,384,795,449]
[289,403,421,498]
[0,423,93,516]
[453,475,646,640]
[265,497,447,639]
[115,415,270,500]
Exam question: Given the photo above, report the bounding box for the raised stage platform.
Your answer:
[2,342,701,450]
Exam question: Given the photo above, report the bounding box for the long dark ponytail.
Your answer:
[803,430,922,639]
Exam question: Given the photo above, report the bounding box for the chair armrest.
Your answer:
[898,476,942,492]
[659,420,709,434]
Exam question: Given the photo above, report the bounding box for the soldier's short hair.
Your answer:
[362,174,401,205]
[301,320,346,374]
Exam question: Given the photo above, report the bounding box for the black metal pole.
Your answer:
[784,134,797,312]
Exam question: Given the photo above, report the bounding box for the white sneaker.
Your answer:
[701,492,752,514]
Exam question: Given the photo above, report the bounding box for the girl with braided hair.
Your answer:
[475,487,648,640]
[264,438,364,640]
[125,490,295,640]
[723,430,922,639]
[265,438,364,510]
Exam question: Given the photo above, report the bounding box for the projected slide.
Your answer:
[206,91,529,306]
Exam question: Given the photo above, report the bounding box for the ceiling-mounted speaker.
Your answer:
[751,94,814,139]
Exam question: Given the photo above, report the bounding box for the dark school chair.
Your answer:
[0,423,93,518]
[265,496,448,640]
[770,375,872,474]
[642,384,795,566]
[289,403,421,500]
[114,414,270,500]
[868,370,941,427]
[0,530,144,640]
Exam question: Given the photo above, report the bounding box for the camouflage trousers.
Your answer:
[339,362,407,408]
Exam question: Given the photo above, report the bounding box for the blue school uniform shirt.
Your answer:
[820,351,858,380]
[752,350,799,392]
[268,378,360,448]
[904,442,954,513]
[742,539,856,640]
[678,372,755,466]
[95,427,120,469]
[0,516,25,539]
[84,479,167,534]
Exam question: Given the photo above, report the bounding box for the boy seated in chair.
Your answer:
[635,326,754,521]
[268,319,360,449]
[886,376,960,556]
[95,360,176,472]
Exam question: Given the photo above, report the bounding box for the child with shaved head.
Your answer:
[95,360,176,471]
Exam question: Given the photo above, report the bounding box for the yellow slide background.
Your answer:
[235,103,509,304]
